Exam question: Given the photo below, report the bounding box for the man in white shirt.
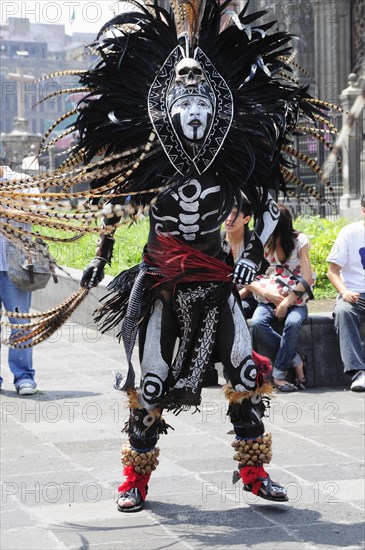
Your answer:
[327,195,365,392]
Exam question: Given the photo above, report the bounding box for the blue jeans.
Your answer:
[251,302,308,380]
[333,295,365,375]
[0,272,35,388]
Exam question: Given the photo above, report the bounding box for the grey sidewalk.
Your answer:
[1,322,364,550]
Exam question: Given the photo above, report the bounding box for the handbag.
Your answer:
[7,238,58,291]
[256,265,314,306]
[271,265,314,305]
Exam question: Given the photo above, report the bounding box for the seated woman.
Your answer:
[247,204,314,392]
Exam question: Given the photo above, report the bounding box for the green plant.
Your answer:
[294,216,350,298]
[38,217,149,276]
[41,214,351,299]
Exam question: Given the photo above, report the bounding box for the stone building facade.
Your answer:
[0,17,96,165]
[352,0,365,75]
[246,0,364,211]
[1,2,364,207]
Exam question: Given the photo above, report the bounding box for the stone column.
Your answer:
[8,67,35,132]
[336,0,353,93]
[312,0,352,100]
[312,0,338,102]
[48,145,56,172]
[340,73,363,203]
[360,75,365,198]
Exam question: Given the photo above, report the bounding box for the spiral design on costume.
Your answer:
[141,373,164,403]
[250,392,262,405]
[235,357,257,391]
[143,413,157,429]
[268,199,279,221]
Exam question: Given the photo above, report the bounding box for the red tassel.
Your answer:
[240,465,268,495]
[118,465,151,501]
[145,235,232,285]
[252,350,272,385]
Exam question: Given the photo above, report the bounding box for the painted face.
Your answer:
[170,95,213,141]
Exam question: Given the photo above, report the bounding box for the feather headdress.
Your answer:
[1,0,340,346]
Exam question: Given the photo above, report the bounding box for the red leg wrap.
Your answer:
[239,465,268,495]
[118,465,151,501]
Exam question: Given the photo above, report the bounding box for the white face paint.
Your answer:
[170,95,213,141]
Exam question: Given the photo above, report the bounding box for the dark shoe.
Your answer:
[273,381,298,392]
[202,364,219,387]
[294,377,307,390]
[117,488,145,512]
[243,474,288,502]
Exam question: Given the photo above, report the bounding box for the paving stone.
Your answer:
[0,507,35,530]
[1,324,364,550]
[0,527,65,550]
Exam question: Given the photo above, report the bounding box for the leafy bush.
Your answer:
[294,216,350,298]
[44,217,149,277]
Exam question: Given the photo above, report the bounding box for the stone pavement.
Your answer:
[1,322,364,550]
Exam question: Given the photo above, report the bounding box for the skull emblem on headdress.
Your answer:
[175,58,205,88]
[148,46,233,175]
